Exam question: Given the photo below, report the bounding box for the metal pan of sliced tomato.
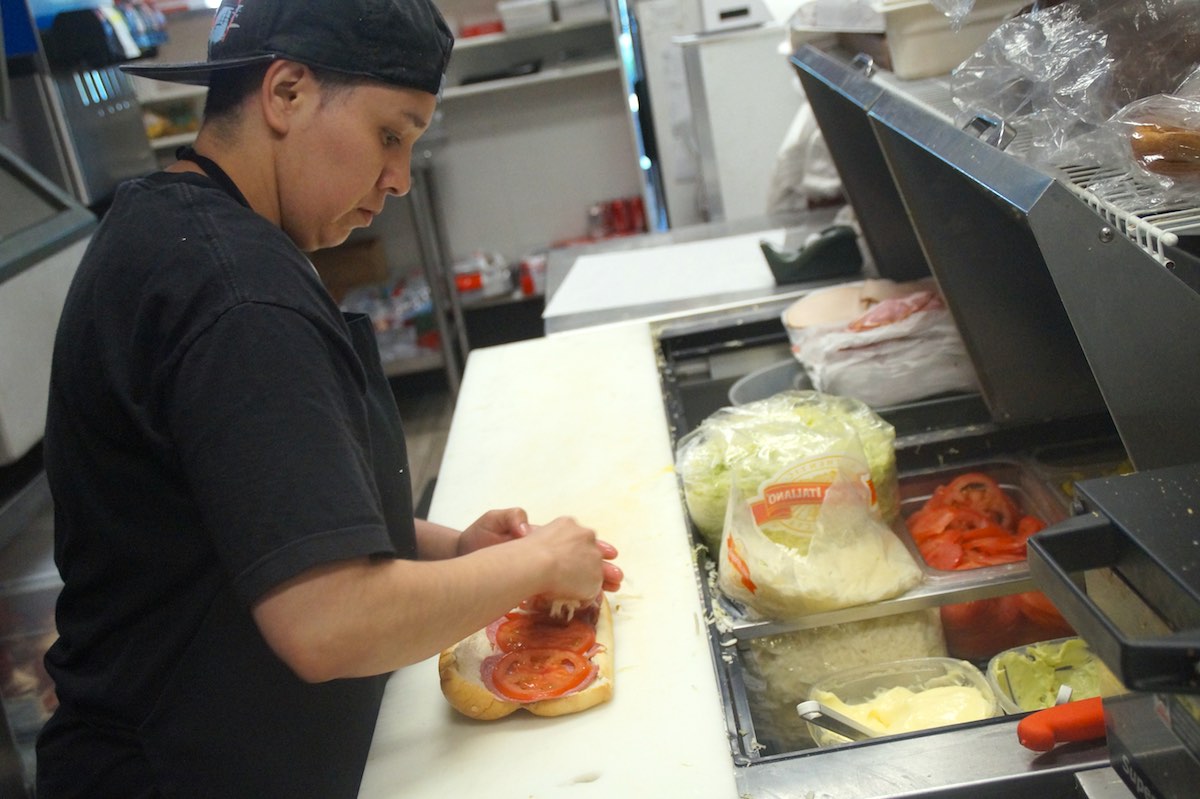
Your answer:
[895,459,1076,661]
[896,459,1071,574]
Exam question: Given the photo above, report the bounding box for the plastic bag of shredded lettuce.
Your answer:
[675,390,900,555]
[716,430,921,618]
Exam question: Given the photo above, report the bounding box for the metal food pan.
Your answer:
[894,457,1072,580]
[1025,438,1132,504]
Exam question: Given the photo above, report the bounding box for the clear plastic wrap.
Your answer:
[785,285,980,408]
[715,433,921,619]
[951,0,1200,182]
[1086,80,1200,205]
[675,391,901,556]
[1119,95,1200,180]
[929,0,979,29]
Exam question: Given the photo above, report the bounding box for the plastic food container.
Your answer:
[554,0,609,24]
[1028,439,1134,502]
[897,458,1071,574]
[986,637,1124,714]
[726,359,812,406]
[874,0,1025,80]
[804,656,999,747]
[895,459,1078,661]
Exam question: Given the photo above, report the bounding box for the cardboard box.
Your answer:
[555,0,609,24]
[498,0,553,31]
[309,237,390,304]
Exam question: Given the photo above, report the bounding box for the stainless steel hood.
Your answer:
[792,42,1200,469]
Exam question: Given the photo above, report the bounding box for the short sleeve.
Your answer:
[167,302,395,605]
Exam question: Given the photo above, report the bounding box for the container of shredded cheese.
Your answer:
[805,656,998,747]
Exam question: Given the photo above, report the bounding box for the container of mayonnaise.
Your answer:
[804,656,999,747]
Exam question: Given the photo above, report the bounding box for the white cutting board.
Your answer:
[542,229,785,319]
[358,322,738,799]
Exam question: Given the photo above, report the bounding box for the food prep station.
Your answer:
[640,43,1200,798]
[2,33,1199,799]
[359,40,1200,798]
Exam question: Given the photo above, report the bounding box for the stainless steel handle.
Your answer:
[963,114,1015,150]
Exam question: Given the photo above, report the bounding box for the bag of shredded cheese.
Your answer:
[704,393,921,619]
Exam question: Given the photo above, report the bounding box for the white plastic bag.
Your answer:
[715,417,921,619]
[785,288,979,408]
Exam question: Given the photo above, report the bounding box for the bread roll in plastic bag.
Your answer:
[951,0,1200,173]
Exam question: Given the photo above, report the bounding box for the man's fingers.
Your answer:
[601,561,623,592]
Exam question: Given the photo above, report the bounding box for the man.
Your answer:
[36,1,622,796]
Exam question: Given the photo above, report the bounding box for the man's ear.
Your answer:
[261,60,314,136]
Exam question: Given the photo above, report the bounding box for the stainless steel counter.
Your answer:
[742,720,1108,799]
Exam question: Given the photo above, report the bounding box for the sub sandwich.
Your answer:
[438,594,614,720]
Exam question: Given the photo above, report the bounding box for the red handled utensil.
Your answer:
[1016,696,1106,752]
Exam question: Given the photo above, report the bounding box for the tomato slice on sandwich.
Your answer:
[491,649,593,702]
[495,614,596,655]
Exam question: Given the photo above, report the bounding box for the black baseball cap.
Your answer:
[122,0,453,96]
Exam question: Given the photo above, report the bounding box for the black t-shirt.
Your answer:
[37,171,417,798]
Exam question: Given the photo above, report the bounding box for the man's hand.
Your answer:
[455,507,529,555]
[517,517,623,599]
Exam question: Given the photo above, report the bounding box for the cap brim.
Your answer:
[121,54,278,87]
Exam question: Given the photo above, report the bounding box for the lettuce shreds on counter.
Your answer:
[676,390,900,554]
[742,610,947,752]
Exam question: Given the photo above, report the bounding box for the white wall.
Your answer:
[632,0,804,227]
[679,22,803,221]
[433,69,641,262]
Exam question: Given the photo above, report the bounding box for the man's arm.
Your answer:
[250,515,620,682]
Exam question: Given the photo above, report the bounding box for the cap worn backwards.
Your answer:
[122,0,454,96]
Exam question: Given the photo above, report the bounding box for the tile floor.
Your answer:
[390,371,456,516]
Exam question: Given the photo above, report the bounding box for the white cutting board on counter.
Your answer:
[358,323,739,799]
[542,229,785,320]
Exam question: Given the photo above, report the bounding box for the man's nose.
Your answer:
[380,153,413,197]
